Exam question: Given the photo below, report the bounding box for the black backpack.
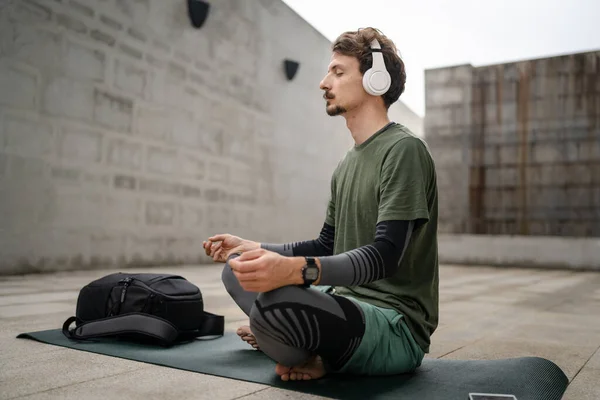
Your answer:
[62,272,224,346]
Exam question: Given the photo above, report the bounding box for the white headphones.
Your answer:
[362,39,391,96]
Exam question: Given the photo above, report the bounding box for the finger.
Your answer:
[238,248,265,261]
[230,258,261,273]
[210,242,222,256]
[240,282,262,292]
[231,261,262,274]
[233,270,257,282]
[205,244,215,257]
[211,242,222,256]
[208,234,228,241]
[213,248,223,261]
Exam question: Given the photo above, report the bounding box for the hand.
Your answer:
[229,249,303,292]
[203,234,259,263]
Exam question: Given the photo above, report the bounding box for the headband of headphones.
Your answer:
[370,39,386,71]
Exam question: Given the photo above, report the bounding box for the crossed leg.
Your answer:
[222,261,366,380]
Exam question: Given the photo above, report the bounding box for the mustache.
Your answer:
[323,91,335,100]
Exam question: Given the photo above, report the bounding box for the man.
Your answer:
[203,27,439,382]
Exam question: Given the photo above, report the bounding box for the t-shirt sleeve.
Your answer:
[377,137,431,225]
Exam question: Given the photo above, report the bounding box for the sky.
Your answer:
[282,0,600,117]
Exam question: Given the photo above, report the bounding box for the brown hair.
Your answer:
[332,27,406,109]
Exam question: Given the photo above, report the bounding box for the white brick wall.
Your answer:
[57,125,103,163]
[0,0,423,274]
[43,77,95,121]
[3,114,54,158]
[0,65,38,110]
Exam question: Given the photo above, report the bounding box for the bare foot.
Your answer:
[236,325,260,350]
[275,355,326,381]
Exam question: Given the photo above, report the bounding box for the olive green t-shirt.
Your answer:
[326,122,439,353]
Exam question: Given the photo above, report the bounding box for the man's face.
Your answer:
[319,52,366,116]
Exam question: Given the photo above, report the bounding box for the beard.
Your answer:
[324,91,346,116]
[326,104,346,116]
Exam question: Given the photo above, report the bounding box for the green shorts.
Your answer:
[313,286,425,376]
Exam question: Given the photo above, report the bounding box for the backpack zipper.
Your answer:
[120,277,133,304]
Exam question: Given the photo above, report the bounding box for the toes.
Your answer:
[276,363,291,382]
[303,373,311,380]
[243,338,258,347]
[237,326,253,337]
[275,363,291,376]
[238,332,260,349]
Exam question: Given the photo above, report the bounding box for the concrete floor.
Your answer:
[1,263,599,399]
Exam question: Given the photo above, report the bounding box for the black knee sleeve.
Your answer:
[250,286,365,371]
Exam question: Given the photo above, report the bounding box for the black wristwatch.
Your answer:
[301,257,319,287]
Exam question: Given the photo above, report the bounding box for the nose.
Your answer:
[319,74,330,91]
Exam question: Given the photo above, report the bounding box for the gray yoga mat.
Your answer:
[17,330,568,400]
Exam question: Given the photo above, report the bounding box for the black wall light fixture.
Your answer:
[188,0,210,29]
[284,59,300,81]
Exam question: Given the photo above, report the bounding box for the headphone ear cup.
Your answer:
[363,68,391,96]
[362,68,375,95]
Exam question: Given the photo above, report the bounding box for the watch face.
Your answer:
[306,267,319,280]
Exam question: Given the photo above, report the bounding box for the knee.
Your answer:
[221,262,233,287]
[249,286,300,332]
[221,252,244,289]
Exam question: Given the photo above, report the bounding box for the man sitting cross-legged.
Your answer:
[203,27,439,381]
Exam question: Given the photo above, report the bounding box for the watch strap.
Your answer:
[302,257,318,287]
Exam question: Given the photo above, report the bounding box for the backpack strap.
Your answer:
[62,313,179,346]
[196,311,224,337]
